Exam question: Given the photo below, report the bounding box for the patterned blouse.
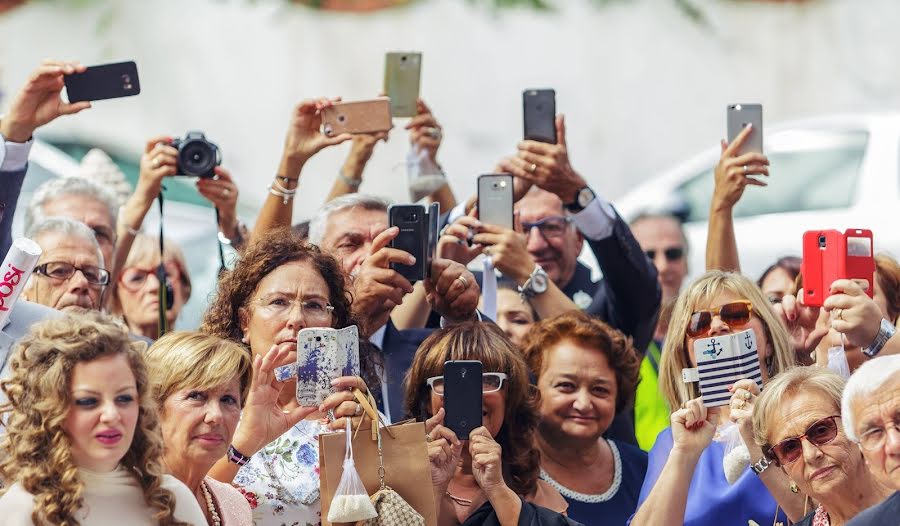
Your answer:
[234,419,329,526]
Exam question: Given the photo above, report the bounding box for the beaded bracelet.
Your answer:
[337,170,361,188]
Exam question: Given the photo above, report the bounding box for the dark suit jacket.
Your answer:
[0,167,27,260]
[377,320,433,422]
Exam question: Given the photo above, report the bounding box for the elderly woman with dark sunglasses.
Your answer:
[752,366,891,525]
[630,271,806,526]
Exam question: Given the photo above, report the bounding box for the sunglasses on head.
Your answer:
[687,300,753,338]
[645,247,684,262]
[767,415,841,466]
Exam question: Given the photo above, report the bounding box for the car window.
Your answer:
[677,130,869,222]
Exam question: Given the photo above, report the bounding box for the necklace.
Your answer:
[540,440,622,503]
[200,480,222,526]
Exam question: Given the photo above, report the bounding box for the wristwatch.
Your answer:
[750,456,771,475]
[519,265,549,299]
[863,318,897,358]
[564,187,595,213]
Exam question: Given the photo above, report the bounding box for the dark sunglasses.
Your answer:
[687,300,753,337]
[645,247,684,262]
[767,415,841,466]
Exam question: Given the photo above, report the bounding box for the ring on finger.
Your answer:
[835,308,843,320]
[742,391,752,401]
[456,275,469,288]
[736,399,746,409]
[425,126,442,140]
[354,403,362,416]
[223,188,231,197]
[425,433,433,442]
[152,157,161,169]
[529,163,537,173]
[743,165,748,174]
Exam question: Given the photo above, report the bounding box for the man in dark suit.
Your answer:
[309,193,481,422]
[1,60,92,260]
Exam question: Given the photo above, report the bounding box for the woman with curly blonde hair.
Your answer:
[0,312,207,525]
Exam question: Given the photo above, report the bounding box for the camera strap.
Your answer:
[213,206,227,276]
[157,191,170,338]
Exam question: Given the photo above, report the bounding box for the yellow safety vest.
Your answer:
[634,341,671,451]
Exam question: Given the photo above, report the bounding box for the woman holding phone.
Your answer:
[202,228,379,525]
[629,271,804,526]
[405,322,579,526]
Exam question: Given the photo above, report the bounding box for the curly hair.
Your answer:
[201,227,382,397]
[521,310,641,414]
[0,312,186,526]
[875,253,900,324]
[404,322,541,496]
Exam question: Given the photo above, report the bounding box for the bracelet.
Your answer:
[274,174,299,187]
[218,219,247,247]
[227,444,252,466]
[337,170,362,188]
[750,456,771,475]
[268,179,298,205]
[863,318,896,358]
[117,208,141,236]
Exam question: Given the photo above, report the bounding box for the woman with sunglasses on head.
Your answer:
[752,366,890,525]
[201,228,380,525]
[108,233,192,340]
[630,271,806,526]
[405,322,580,526]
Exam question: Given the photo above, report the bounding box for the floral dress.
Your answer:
[234,419,329,526]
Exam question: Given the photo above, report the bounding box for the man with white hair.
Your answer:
[843,354,900,525]
[21,217,109,313]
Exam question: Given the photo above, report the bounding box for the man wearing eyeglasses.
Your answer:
[842,355,900,526]
[21,217,108,313]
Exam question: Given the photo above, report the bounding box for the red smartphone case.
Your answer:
[801,229,874,307]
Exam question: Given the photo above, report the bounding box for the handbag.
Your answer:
[319,389,436,526]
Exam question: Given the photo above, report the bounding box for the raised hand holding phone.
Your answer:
[441,360,483,439]
[64,61,140,102]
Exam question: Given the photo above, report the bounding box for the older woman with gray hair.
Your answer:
[752,366,891,526]
[840,355,900,525]
[22,216,109,313]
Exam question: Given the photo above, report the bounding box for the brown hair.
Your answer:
[404,322,541,496]
[0,312,185,526]
[875,254,900,324]
[201,228,381,396]
[521,311,641,414]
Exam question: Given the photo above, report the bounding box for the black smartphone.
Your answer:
[388,204,427,282]
[64,61,141,102]
[523,88,556,144]
[443,360,483,439]
[426,202,440,279]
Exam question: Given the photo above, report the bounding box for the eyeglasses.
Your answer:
[767,415,842,466]
[119,265,181,292]
[687,300,754,337]
[252,294,335,322]
[426,372,508,396]
[33,262,110,286]
[521,216,574,239]
[645,247,684,262]
[858,417,900,452]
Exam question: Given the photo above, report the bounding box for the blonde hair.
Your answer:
[752,366,845,450]
[108,233,193,317]
[145,331,253,409]
[0,312,186,526]
[658,271,796,411]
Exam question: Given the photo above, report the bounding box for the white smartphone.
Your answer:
[274,325,360,407]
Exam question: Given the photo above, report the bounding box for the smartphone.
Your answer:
[523,88,556,144]
[384,52,422,118]
[443,360,483,439]
[322,98,392,137]
[801,229,874,307]
[294,325,360,407]
[726,103,763,155]
[426,202,440,279]
[477,174,514,230]
[389,204,427,282]
[64,61,141,102]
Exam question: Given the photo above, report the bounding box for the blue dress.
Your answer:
[540,440,647,526]
[629,427,788,526]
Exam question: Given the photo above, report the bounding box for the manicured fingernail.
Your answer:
[408,256,416,264]
[330,378,340,386]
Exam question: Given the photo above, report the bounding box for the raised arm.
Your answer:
[705,124,769,272]
[252,98,351,240]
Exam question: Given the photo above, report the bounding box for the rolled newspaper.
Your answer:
[0,238,42,327]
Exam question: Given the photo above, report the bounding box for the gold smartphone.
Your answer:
[384,52,422,118]
[321,98,392,136]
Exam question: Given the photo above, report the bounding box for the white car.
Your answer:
[12,139,227,330]
[615,113,900,283]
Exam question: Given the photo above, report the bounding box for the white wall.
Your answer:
[2,0,900,220]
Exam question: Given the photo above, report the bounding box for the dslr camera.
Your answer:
[171,131,221,178]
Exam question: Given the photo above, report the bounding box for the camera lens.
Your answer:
[404,212,419,222]
[179,140,215,177]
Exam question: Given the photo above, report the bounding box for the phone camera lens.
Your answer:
[401,56,407,62]
[338,115,346,122]
[316,336,322,342]
[404,212,419,222]
[818,235,827,248]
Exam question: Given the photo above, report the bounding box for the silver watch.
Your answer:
[863,318,897,358]
[519,265,549,299]
[750,456,771,475]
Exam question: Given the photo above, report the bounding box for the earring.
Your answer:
[790,481,799,493]
[241,334,249,344]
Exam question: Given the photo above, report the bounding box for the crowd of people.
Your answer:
[0,59,898,526]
